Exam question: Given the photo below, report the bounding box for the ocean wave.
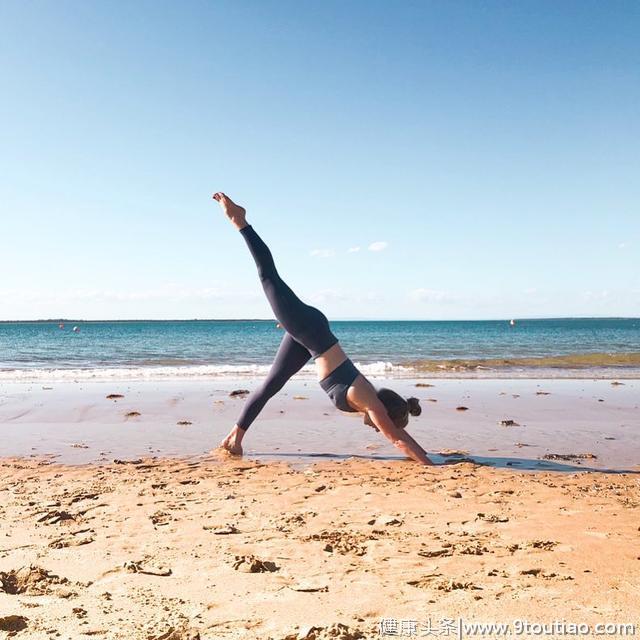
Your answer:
[408,352,640,372]
[0,360,408,382]
[1,354,639,382]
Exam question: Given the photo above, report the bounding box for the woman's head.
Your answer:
[364,387,422,431]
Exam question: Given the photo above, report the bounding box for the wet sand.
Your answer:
[0,378,638,470]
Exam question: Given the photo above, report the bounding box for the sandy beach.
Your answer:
[1,378,639,638]
[1,454,639,639]
[3,0,639,634]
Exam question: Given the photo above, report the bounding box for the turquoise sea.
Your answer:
[0,318,639,380]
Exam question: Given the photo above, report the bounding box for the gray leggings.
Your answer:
[236,225,338,430]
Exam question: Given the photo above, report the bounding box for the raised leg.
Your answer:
[237,225,338,356]
[212,192,339,357]
[238,224,310,324]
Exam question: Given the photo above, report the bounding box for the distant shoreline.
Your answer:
[1,316,638,324]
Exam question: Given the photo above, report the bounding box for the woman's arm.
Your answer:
[367,405,434,465]
[347,376,434,465]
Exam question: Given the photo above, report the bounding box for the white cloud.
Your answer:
[309,249,335,258]
[582,289,609,300]
[618,242,628,249]
[308,288,348,304]
[347,246,361,253]
[408,288,454,303]
[368,241,388,252]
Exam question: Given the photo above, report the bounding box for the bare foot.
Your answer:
[218,428,244,456]
[212,192,247,230]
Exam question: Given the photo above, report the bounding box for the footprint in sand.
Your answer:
[528,540,557,551]
[288,581,329,593]
[366,515,403,527]
[146,626,200,640]
[0,566,69,595]
[286,623,370,639]
[0,616,28,633]
[48,533,95,549]
[457,541,490,556]
[418,548,453,558]
[202,523,239,535]
[303,530,374,556]
[406,573,443,588]
[520,568,574,581]
[476,512,509,523]
[150,510,173,527]
[36,510,77,525]
[271,511,317,533]
[437,578,482,592]
[124,560,172,577]
[231,555,279,573]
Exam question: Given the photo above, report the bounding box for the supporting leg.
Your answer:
[219,333,312,455]
[237,332,312,430]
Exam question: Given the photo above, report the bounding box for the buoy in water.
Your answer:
[509,319,516,327]
[72,326,80,333]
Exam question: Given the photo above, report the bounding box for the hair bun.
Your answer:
[407,397,422,417]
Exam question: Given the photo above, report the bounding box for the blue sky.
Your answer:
[1,0,638,320]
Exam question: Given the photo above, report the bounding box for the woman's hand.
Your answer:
[367,406,434,466]
[393,430,435,466]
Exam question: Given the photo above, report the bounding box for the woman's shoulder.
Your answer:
[346,374,376,411]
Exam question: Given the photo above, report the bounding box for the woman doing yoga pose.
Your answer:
[213,192,433,466]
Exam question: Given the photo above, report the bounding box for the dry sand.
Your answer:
[1,454,639,639]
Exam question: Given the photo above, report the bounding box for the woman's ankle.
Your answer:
[232,424,246,441]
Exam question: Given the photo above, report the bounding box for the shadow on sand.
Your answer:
[248,450,639,474]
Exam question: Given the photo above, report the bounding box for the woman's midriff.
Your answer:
[314,342,349,381]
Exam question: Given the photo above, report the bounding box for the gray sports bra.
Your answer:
[319,358,360,412]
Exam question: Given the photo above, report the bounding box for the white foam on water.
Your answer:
[0,361,636,382]
[0,360,414,382]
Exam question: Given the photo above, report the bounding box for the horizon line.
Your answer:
[0,316,638,324]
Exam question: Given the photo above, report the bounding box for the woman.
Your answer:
[213,192,433,466]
